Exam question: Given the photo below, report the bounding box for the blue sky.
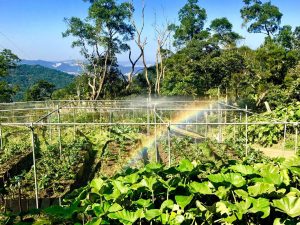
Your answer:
[0,0,300,63]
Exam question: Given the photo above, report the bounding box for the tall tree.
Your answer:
[171,0,207,47]
[25,80,55,101]
[240,0,283,36]
[127,0,150,95]
[0,49,19,102]
[63,0,133,100]
[210,17,243,47]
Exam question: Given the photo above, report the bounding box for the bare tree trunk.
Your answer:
[129,0,150,96]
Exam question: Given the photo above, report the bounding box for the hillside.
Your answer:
[2,64,74,101]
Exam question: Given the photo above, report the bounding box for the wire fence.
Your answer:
[0,99,299,211]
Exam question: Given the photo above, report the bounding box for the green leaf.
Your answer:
[196,200,207,211]
[109,203,123,213]
[230,164,256,175]
[140,176,157,192]
[189,181,212,195]
[234,189,249,199]
[145,209,162,221]
[160,199,174,211]
[133,199,152,208]
[216,201,231,215]
[92,202,110,217]
[286,187,300,197]
[175,195,193,210]
[120,173,140,184]
[215,186,230,200]
[85,218,102,225]
[248,197,270,218]
[177,159,194,172]
[258,165,282,185]
[273,196,300,218]
[90,178,105,193]
[223,173,246,188]
[248,182,276,197]
[207,173,224,183]
[145,163,163,172]
[108,209,143,225]
[273,218,284,225]
[112,180,129,195]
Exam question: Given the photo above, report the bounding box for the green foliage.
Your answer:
[63,0,133,100]
[241,0,283,36]
[25,80,55,101]
[0,49,19,77]
[0,49,19,102]
[248,102,300,146]
[2,64,74,101]
[14,156,300,224]
[210,17,243,46]
[171,0,207,47]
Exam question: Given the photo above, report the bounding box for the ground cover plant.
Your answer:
[5,154,299,225]
[4,136,91,205]
[247,103,300,147]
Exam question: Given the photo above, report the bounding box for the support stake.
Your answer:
[30,124,39,209]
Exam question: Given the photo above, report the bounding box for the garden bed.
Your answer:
[0,150,32,187]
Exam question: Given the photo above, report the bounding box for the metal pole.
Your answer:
[0,125,2,150]
[218,103,221,143]
[168,122,171,168]
[233,115,236,144]
[154,106,158,163]
[283,122,287,152]
[245,105,248,156]
[205,112,208,140]
[57,105,62,158]
[295,127,298,154]
[147,98,150,136]
[73,108,76,141]
[30,124,39,209]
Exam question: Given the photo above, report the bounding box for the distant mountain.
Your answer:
[2,64,75,101]
[21,59,148,75]
[21,59,81,75]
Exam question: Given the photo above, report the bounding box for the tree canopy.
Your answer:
[240,0,283,36]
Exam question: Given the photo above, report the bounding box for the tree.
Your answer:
[210,17,243,47]
[0,49,19,77]
[63,0,133,100]
[154,20,172,95]
[25,80,55,101]
[240,0,282,36]
[127,0,150,95]
[171,0,207,47]
[0,49,19,102]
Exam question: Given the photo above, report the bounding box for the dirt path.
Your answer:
[252,144,296,158]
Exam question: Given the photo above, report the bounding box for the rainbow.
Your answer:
[119,101,215,169]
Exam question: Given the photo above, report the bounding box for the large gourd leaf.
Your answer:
[230,164,257,175]
[108,209,143,225]
[145,209,162,221]
[273,196,300,218]
[175,195,193,210]
[248,197,270,218]
[188,181,212,195]
[177,159,194,172]
[248,182,276,197]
